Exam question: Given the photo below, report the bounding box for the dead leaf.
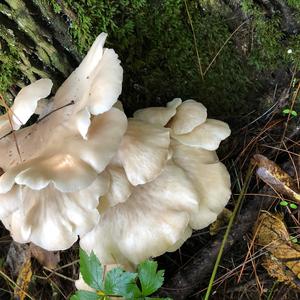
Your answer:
[253,154,300,202]
[30,243,60,269]
[255,211,300,289]
[209,208,232,236]
[13,250,32,300]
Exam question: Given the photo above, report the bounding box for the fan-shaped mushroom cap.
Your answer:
[0,33,124,171]
[0,33,126,251]
[2,173,109,251]
[117,119,170,185]
[132,99,230,151]
[80,162,199,266]
[171,141,231,228]
[167,99,207,134]
[0,107,127,178]
[0,108,127,250]
[79,99,231,268]
[51,32,123,139]
[0,79,53,137]
[133,98,182,126]
[172,118,231,151]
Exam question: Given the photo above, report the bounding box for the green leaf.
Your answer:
[291,236,298,243]
[70,290,100,300]
[292,111,298,117]
[282,108,298,116]
[104,267,139,298]
[280,201,288,206]
[138,260,164,296]
[289,203,298,209]
[79,249,103,290]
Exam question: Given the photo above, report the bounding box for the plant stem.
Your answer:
[204,165,254,300]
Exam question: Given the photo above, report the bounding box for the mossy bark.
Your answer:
[0,0,299,121]
[0,0,81,101]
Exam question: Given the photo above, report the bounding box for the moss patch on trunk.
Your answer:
[1,0,300,118]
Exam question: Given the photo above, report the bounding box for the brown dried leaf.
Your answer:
[30,243,60,269]
[209,208,232,236]
[255,212,300,289]
[14,252,32,300]
[253,154,300,202]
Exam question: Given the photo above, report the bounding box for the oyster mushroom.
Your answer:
[80,99,231,268]
[0,33,127,250]
[134,98,230,150]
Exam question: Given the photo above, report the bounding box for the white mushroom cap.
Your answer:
[0,79,53,137]
[52,32,123,139]
[133,98,182,126]
[171,140,231,228]
[10,79,53,129]
[167,99,207,134]
[133,99,230,151]
[172,119,231,151]
[0,33,124,171]
[0,108,127,251]
[2,173,109,251]
[79,99,231,268]
[117,119,170,185]
[0,33,126,251]
[80,162,199,266]
[14,154,98,192]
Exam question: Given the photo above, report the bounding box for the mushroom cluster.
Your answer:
[80,98,231,268]
[0,33,126,250]
[0,33,231,270]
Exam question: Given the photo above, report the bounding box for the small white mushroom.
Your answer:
[133,98,231,151]
[0,79,53,137]
[167,99,207,134]
[117,119,170,185]
[172,118,231,150]
[133,98,182,126]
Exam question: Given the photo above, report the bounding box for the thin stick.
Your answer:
[184,0,204,80]
[204,165,254,300]
[0,94,22,162]
[203,20,248,76]
[0,269,34,300]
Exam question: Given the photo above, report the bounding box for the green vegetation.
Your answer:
[1,0,300,117]
[71,249,170,300]
[0,47,19,95]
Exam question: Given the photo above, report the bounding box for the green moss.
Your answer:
[2,0,300,118]
[0,35,21,95]
[48,0,62,13]
[241,0,287,70]
[45,0,298,116]
[287,0,300,11]
[0,51,18,94]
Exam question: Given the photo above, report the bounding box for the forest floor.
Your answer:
[1,77,300,300]
[1,1,300,299]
